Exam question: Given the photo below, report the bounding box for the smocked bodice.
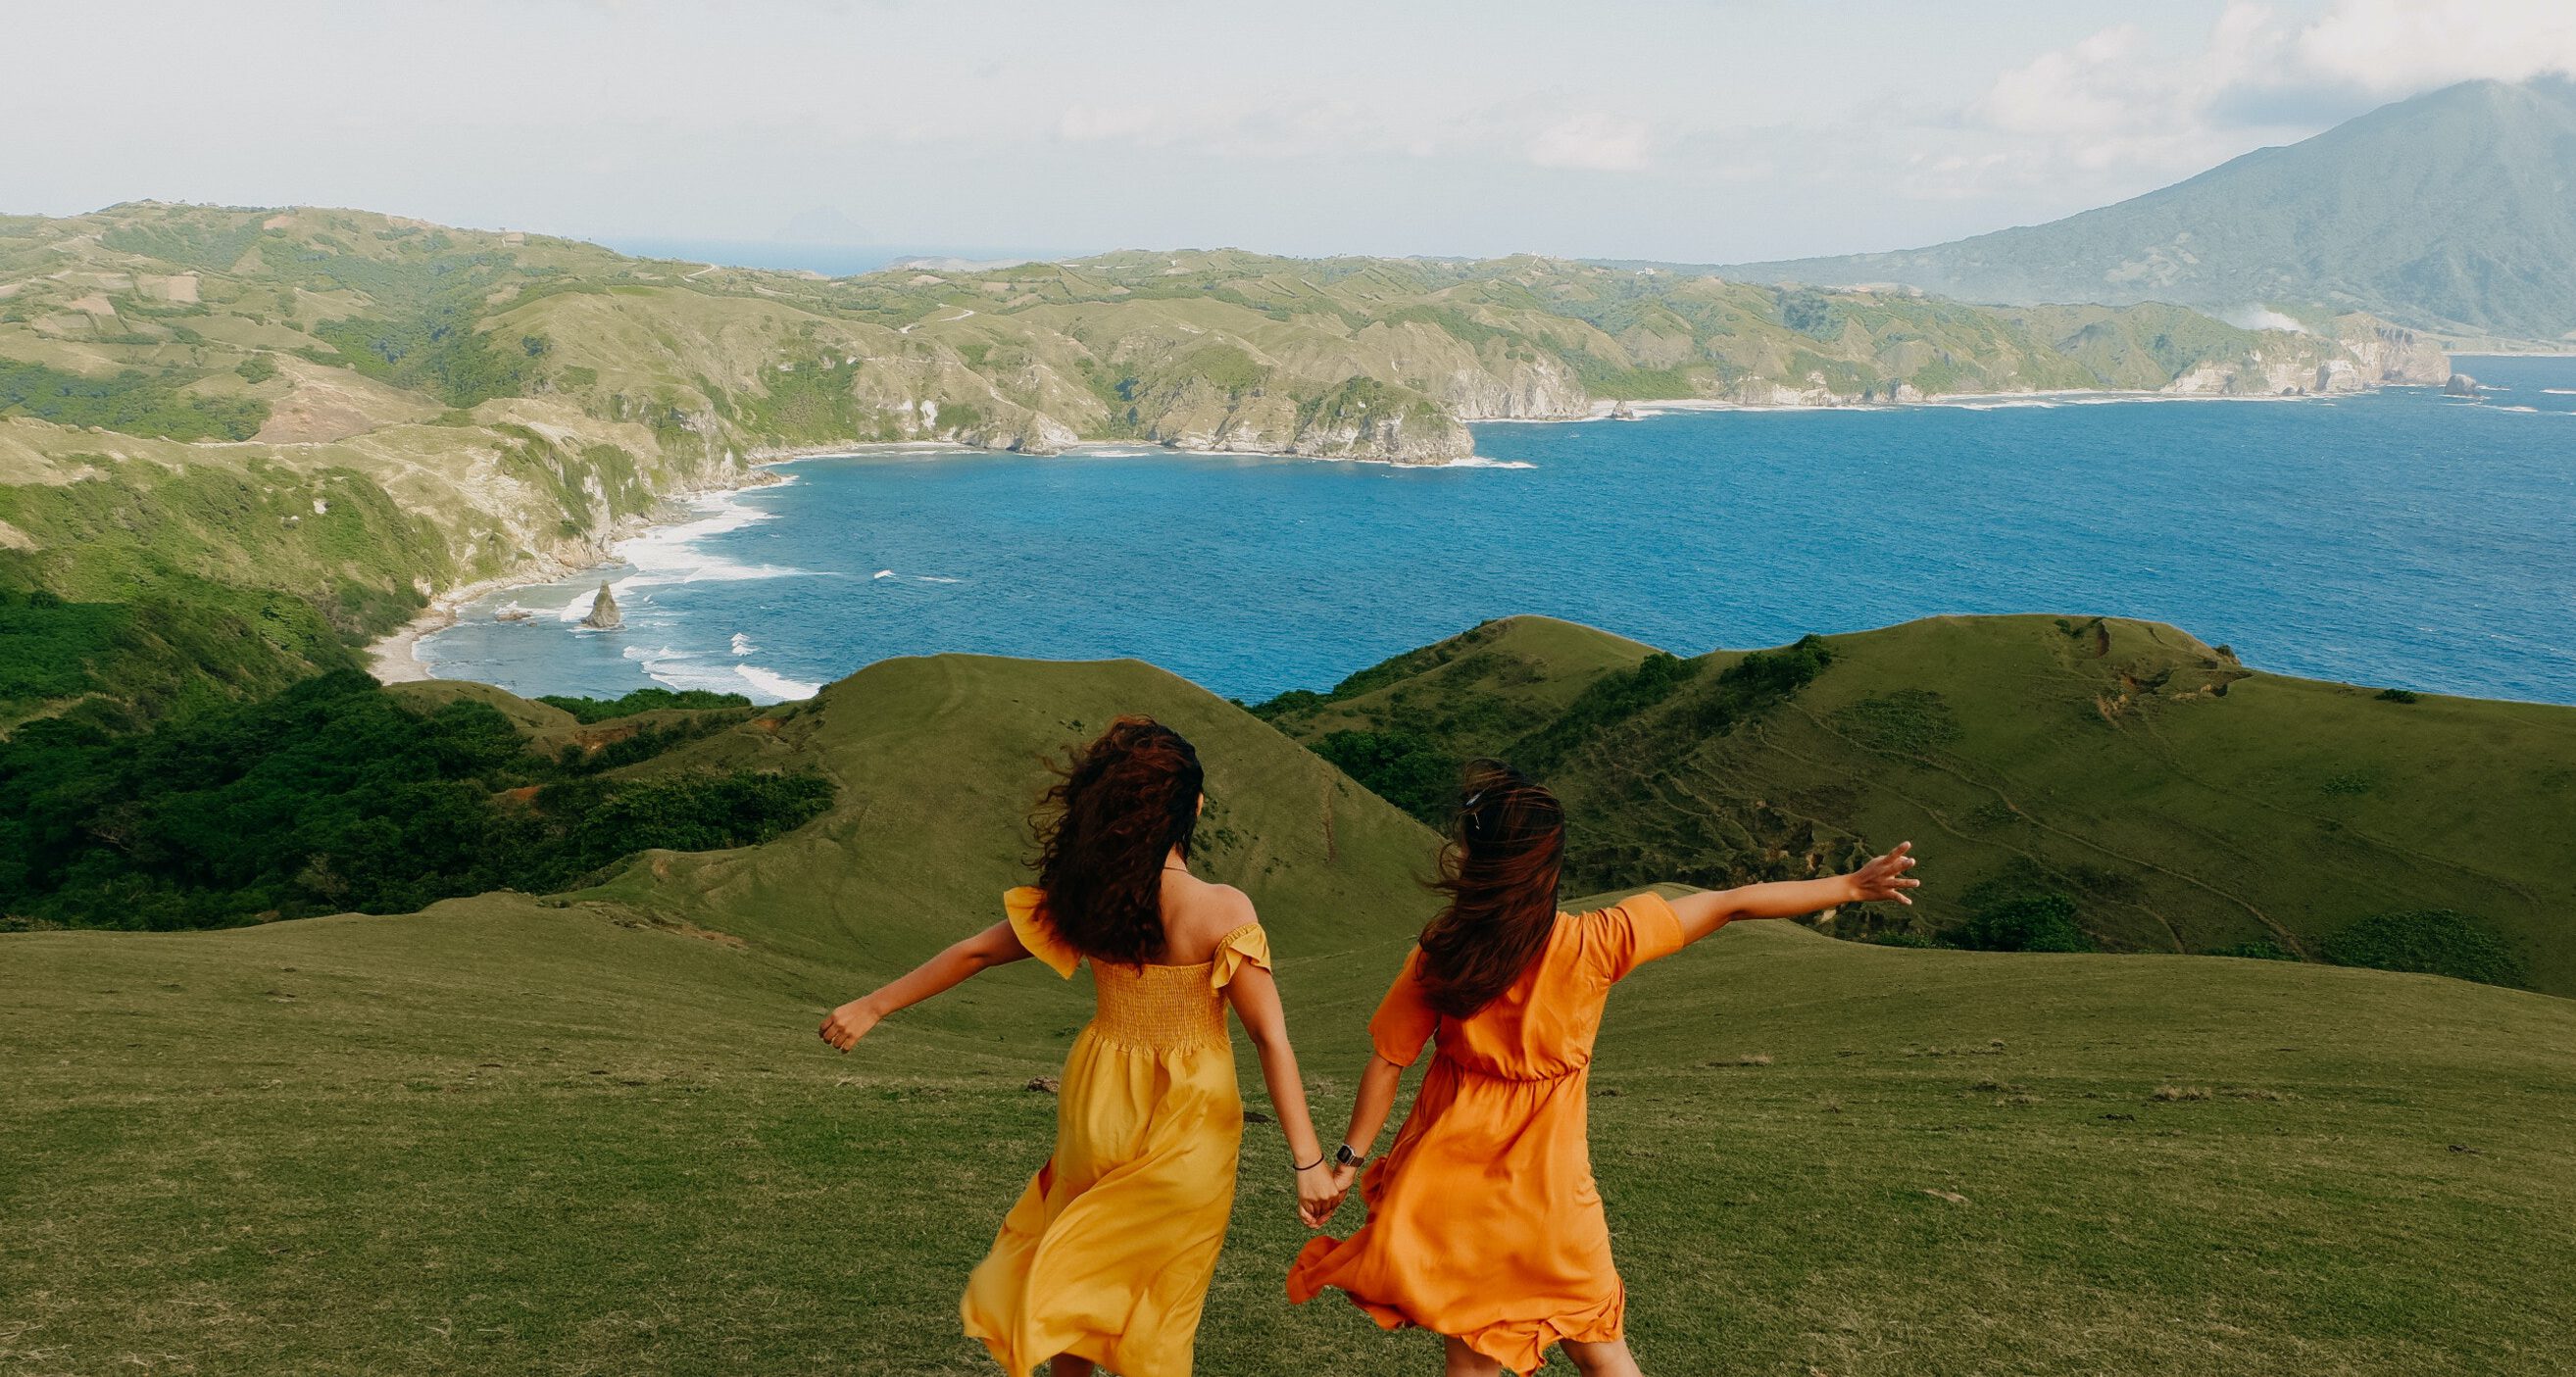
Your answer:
[1003,888,1271,1057]
[1090,959,1231,1052]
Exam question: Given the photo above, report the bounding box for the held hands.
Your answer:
[1843,841,1921,907]
[1296,1160,1348,1229]
[817,999,882,1052]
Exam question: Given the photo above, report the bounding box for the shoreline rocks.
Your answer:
[579,581,622,630]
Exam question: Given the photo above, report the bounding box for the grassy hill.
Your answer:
[7,650,2572,1373]
[1256,615,2576,998]
[1706,78,2576,344]
[0,203,2450,730]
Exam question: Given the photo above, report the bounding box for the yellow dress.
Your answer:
[961,886,1272,1377]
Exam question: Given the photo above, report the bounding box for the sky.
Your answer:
[6,0,2574,266]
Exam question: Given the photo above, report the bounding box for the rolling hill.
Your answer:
[7,647,2573,1373]
[0,204,2450,739]
[1706,78,2576,343]
[1255,615,2576,998]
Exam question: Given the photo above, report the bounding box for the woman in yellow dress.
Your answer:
[820,715,1346,1376]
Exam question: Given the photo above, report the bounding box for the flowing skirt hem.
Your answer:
[963,1316,1120,1376]
[1287,1238,1623,1373]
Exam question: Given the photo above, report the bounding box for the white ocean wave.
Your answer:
[608,489,804,591]
[559,581,629,623]
[873,568,896,579]
[734,664,821,702]
[730,632,756,656]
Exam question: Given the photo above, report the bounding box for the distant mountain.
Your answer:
[1700,78,2576,342]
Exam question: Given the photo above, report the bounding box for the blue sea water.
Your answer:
[420,357,2576,707]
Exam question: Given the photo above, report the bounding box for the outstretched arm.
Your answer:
[1224,966,1344,1228]
[818,919,1032,1051]
[1667,842,1918,945]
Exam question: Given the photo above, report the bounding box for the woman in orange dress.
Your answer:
[1288,760,1920,1376]
[820,716,1346,1376]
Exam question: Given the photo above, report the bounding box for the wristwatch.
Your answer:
[1335,1143,1368,1169]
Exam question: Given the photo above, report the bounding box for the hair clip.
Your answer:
[1462,790,1485,810]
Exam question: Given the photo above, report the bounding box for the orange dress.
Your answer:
[1287,892,1685,1372]
[961,887,1271,1377]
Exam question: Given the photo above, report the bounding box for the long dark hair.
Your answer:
[1415,759,1566,1019]
[1030,715,1205,965]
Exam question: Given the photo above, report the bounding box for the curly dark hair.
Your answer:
[1030,715,1205,965]
[1414,759,1566,1018]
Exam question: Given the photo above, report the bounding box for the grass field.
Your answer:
[7,650,2574,1374]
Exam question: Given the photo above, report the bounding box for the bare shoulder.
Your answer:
[1183,880,1259,933]
[1164,877,1259,959]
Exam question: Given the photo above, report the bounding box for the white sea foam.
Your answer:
[734,664,821,702]
[873,568,896,579]
[559,582,624,623]
[2496,405,2542,414]
[609,489,803,592]
[730,632,756,656]
[2542,388,2576,396]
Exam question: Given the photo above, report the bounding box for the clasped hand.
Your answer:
[1298,1160,1361,1228]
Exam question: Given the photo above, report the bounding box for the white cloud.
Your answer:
[1524,114,1655,172]
[2221,305,2314,333]
[2294,0,2576,93]
[1947,0,2576,215]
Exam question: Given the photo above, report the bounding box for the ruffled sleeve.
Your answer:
[1003,887,1079,979]
[1207,921,1272,991]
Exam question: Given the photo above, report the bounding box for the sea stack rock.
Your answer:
[579,581,621,630]
[2444,372,2481,397]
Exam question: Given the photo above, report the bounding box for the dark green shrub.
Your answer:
[0,670,831,930]
[537,686,755,723]
[0,359,268,441]
[2321,910,2525,988]
[1312,728,1457,823]
[1957,893,2095,953]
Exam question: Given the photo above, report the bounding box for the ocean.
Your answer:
[417,357,2576,707]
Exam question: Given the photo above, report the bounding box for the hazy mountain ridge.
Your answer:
[1702,78,2576,342]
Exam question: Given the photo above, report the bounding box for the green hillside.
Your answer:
[1708,78,2576,343]
[1256,615,2576,997]
[7,650,2572,1373]
[0,203,2452,730]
